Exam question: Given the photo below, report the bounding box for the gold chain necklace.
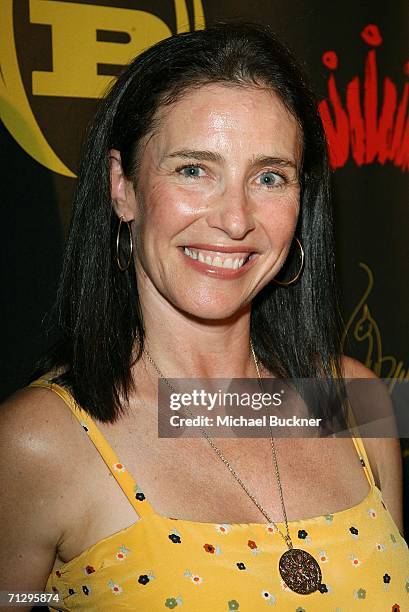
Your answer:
[143,341,322,595]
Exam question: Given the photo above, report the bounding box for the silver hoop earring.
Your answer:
[116,216,133,272]
[273,236,304,286]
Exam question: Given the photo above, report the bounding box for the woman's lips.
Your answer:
[180,245,260,278]
[183,243,256,254]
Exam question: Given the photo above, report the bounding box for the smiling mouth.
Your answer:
[182,246,258,270]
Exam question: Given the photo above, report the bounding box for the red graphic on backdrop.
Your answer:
[318,24,408,171]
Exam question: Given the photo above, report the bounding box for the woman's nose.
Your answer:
[205,185,256,240]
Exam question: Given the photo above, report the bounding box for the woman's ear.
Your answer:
[109,149,137,221]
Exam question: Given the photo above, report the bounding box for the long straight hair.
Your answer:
[34,21,345,423]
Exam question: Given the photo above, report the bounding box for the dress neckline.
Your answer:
[30,378,382,574]
[55,483,380,573]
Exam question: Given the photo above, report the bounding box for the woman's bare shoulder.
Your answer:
[0,384,89,517]
[0,384,85,466]
[339,354,403,532]
[0,384,87,591]
[340,354,378,378]
[1,382,97,511]
[3,383,70,429]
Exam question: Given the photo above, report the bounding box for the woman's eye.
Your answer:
[258,171,286,188]
[176,164,205,178]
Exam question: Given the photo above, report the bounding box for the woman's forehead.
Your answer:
[144,83,302,165]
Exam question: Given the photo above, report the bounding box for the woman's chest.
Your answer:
[95,429,371,521]
[55,430,373,573]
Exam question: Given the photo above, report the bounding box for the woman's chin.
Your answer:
[173,296,250,322]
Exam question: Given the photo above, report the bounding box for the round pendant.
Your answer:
[279,548,322,595]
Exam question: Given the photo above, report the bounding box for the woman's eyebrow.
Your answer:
[251,155,297,170]
[165,149,224,162]
[164,149,297,169]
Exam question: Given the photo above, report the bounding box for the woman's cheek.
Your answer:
[153,187,215,224]
[260,193,300,228]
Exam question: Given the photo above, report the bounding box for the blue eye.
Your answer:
[176,164,205,178]
[259,171,285,188]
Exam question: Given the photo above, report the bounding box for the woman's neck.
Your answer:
[136,276,256,380]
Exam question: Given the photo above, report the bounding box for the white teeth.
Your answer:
[183,247,251,270]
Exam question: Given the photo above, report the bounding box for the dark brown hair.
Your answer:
[35,21,344,423]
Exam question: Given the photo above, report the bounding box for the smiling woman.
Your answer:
[0,21,408,612]
[109,83,301,320]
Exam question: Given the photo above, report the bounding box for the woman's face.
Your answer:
[114,83,301,320]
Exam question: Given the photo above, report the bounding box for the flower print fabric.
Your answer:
[29,380,409,611]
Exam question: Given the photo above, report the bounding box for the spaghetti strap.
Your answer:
[29,378,156,518]
[331,363,377,488]
[345,399,377,487]
[350,435,376,487]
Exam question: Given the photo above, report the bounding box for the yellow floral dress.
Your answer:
[30,379,409,611]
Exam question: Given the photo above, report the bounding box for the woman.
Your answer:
[1,21,407,611]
